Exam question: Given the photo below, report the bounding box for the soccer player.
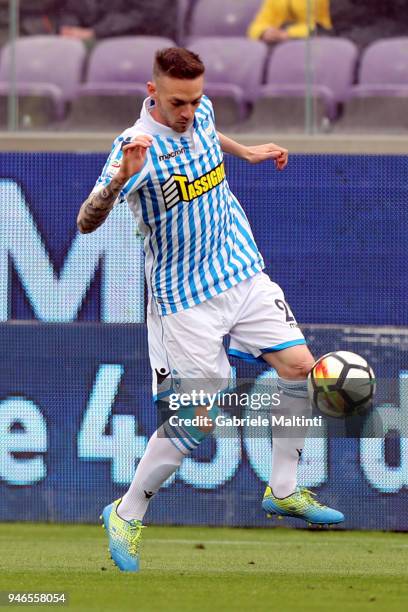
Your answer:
[77,47,344,572]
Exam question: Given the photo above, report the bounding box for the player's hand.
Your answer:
[261,27,289,43]
[246,144,288,170]
[60,26,94,40]
[117,135,153,181]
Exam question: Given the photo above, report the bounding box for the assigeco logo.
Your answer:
[161,161,226,210]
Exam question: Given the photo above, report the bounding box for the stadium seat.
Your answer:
[66,36,176,131]
[189,0,262,38]
[0,36,86,129]
[336,38,408,132]
[245,37,358,132]
[188,37,268,128]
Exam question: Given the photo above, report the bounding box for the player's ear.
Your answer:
[147,81,157,99]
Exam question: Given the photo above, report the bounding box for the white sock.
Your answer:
[269,378,311,499]
[117,426,188,521]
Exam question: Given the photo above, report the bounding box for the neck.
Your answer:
[150,105,168,128]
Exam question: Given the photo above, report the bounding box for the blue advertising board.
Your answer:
[0,322,408,529]
[1,153,408,325]
[0,153,407,529]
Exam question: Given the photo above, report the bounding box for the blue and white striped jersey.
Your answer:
[93,95,265,316]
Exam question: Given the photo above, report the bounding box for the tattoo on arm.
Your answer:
[77,175,126,233]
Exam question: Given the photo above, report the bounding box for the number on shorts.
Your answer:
[275,299,295,323]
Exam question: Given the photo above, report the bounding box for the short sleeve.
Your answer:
[92,133,150,204]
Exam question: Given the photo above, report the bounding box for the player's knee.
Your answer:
[176,403,219,442]
[277,357,315,380]
[194,405,217,433]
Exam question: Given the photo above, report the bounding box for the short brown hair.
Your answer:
[153,47,205,80]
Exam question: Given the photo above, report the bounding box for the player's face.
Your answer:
[148,75,204,133]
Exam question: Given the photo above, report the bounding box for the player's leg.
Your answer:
[259,344,342,524]
[115,409,217,526]
[117,298,228,521]
[101,413,203,572]
[229,272,344,525]
[101,296,230,570]
[262,344,315,499]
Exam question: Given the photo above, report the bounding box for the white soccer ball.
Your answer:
[307,351,376,418]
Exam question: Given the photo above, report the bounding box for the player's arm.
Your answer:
[77,174,127,234]
[77,135,153,234]
[216,131,288,170]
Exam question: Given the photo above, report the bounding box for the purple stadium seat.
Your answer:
[189,0,262,38]
[87,36,176,84]
[0,36,86,126]
[246,37,358,132]
[188,37,268,127]
[68,36,176,130]
[337,38,408,131]
[0,82,63,129]
[358,38,408,86]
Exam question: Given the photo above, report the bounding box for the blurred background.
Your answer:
[1,1,408,530]
[1,0,408,134]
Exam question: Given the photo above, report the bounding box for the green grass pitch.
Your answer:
[0,523,407,612]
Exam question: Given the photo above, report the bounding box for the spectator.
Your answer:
[58,0,177,42]
[0,1,59,47]
[330,0,408,49]
[247,0,332,43]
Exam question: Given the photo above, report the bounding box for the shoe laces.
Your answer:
[128,521,145,556]
[300,488,327,509]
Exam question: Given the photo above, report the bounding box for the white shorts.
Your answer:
[147,272,306,400]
